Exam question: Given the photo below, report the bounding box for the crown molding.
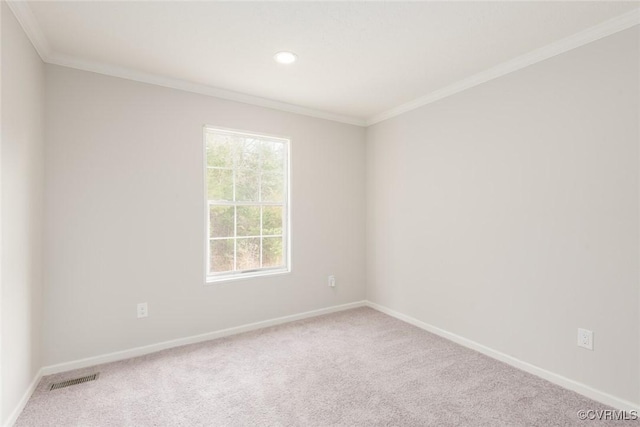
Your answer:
[5,1,366,127]
[46,52,367,127]
[366,8,640,126]
[5,0,52,61]
[6,1,639,128]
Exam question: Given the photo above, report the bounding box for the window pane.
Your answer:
[206,133,234,168]
[209,206,234,238]
[237,238,260,270]
[210,239,234,273]
[261,172,284,202]
[261,140,285,174]
[262,206,283,235]
[236,138,261,170]
[205,128,289,280]
[207,168,233,201]
[262,237,283,268]
[237,206,260,237]
[235,169,259,201]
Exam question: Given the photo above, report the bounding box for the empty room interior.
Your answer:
[2,1,640,426]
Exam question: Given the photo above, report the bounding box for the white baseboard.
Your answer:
[365,300,640,413]
[5,300,364,425]
[3,368,44,427]
[11,299,636,425]
[41,300,366,376]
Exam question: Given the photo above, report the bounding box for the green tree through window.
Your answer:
[205,127,289,280]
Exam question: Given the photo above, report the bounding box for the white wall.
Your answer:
[366,27,639,404]
[43,65,366,366]
[4,5,638,416]
[1,2,45,424]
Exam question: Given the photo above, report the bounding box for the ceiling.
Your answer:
[13,1,640,125]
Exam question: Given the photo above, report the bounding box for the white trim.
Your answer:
[9,2,639,128]
[2,369,44,427]
[7,300,638,423]
[47,52,366,127]
[41,300,366,376]
[365,300,640,413]
[5,0,364,127]
[366,8,640,125]
[5,1,365,127]
[203,126,291,142]
[205,268,290,284]
[5,1,51,61]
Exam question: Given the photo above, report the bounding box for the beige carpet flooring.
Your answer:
[16,307,636,426]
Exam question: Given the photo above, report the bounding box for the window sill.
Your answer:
[205,268,291,285]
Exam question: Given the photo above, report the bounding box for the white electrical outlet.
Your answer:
[137,302,148,318]
[577,328,593,350]
[328,275,336,287]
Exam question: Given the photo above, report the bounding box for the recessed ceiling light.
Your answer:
[274,51,297,64]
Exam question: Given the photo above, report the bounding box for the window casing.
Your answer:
[204,126,290,282]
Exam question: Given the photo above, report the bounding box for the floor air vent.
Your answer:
[49,373,99,391]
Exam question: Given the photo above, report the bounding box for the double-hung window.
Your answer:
[204,126,290,282]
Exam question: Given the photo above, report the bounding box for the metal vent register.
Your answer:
[49,373,99,391]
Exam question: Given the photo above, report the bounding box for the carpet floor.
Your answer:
[16,307,635,426]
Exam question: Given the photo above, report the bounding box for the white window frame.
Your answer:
[203,125,291,284]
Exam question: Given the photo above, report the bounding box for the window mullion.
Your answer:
[211,234,281,240]
[208,200,283,207]
[233,148,237,271]
[233,205,237,271]
[259,144,263,268]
